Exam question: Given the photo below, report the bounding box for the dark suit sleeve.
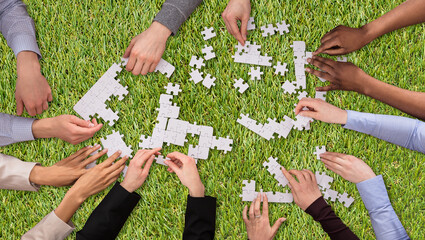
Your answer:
[76,182,141,240]
[305,197,359,240]
[183,195,216,240]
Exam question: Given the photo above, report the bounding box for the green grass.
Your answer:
[1,0,425,239]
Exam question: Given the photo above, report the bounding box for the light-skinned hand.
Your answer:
[123,21,172,76]
[32,115,103,144]
[281,168,322,211]
[29,145,106,187]
[222,0,251,45]
[120,148,161,193]
[243,193,286,240]
[164,152,205,197]
[306,55,372,94]
[15,51,52,116]
[294,98,347,124]
[314,25,371,56]
[320,152,376,184]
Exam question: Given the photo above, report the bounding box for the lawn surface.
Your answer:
[1,0,424,239]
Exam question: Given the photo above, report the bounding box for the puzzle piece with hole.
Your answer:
[101,130,133,158]
[234,78,249,93]
[249,67,263,80]
[202,45,216,60]
[201,27,216,40]
[189,56,205,69]
[274,62,288,76]
[338,192,355,207]
[164,83,182,96]
[281,80,297,94]
[276,20,290,34]
[314,146,326,160]
[261,24,276,37]
[247,17,255,30]
[202,74,216,89]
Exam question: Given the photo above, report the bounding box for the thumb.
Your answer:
[298,111,319,120]
[70,115,95,128]
[164,159,182,176]
[16,97,24,115]
[123,40,136,58]
[271,217,286,236]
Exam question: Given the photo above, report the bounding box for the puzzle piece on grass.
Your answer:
[273,62,288,76]
[322,188,339,202]
[315,91,327,101]
[164,83,182,96]
[202,74,216,89]
[211,136,233,153]
[297,91,309,100]
[263,157,289,187]
[201,45,216,60]
[189,56,205,69]
[190,69,204,84]
[292,115,312,131]
[247,17,256,30]
[201,27,216,40]
[276,20,290,34]
[315,171,334,190]
[281,80,297,94]
[101,130,133,158]
[248,67,263,80]
[233,78,249,93]
[314,146,326,160]
[338,192,355,208]
[261,24,276,37]
[155,58,175,78]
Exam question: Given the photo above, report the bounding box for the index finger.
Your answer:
[281,166,299,187]
[229,19,244,44]
[313,38,339,55]
[294,98,315,115]
[320,152,347,163]
[99,150,122,167]
[167,152,193,164]
[262,193,269,218]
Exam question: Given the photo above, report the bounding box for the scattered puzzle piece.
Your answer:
[233,78,249,93]
[314,146,326,160]
[202,45,216,60]
[248,67,263,80]
[274,62,288,76]
[190,69,204,84]
[164,83,182,96]
[276,20,290,34]
[189,56,205,69]
[281,80,297,94]
[201,27,216,40]
[261,24,276,37]
[247,17,256,30]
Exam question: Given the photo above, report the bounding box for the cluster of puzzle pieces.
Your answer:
[139,83,233,162]
[239,180,293,203]
[232,41,272,66]
[260,20,290,37]
[237,114,294,140]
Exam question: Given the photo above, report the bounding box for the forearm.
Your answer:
[55,189,86,223]
[356,176,409,240]
[362,75,425,121]
[0,0,41,57]
[344,111,425,154]
[305,197,359,240]
[363,0,425,43]
[154,0,203,35]
[0,113,35,146]
[0,153,40,191]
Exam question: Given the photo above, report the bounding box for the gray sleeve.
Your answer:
[0,0,41,58]
[153,0,203,35]
[0,113,36,146]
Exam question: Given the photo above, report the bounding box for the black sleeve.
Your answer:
[183,195,216,240]
[305,197,359,240]
[76,182,141,240]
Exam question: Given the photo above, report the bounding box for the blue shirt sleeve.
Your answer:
[356,176,410,240]
[0,113,35,146]
[344,110,425,154]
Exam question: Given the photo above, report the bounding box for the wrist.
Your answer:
[359,74,379,96]
[338,110,348,125]
[29,165,46,185]
[120,181,137,193]
[32,118,55,139]
[66,186,88,204]
[188,183,205,198]
[151,21,172,40]
[360,23,380,45]
[16,51,41,74]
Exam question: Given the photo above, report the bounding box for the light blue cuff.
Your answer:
[10,34,41,58]
[343,110,377,133]
[356,175,388,211]
[12,117,36,142]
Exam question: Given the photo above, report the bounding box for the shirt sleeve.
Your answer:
[0,153,40,191]
[356,175,410,240]
[153,0,203,35]
[21,211,75,240]
[343,110,425,154]
[76,182,141,240]
[183,195,216,240]
[0,0,41,58]
[0,113,36,146]
[305,196,359,240]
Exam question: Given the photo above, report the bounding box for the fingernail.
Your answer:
[102,148,108,152]
[118,150,122,154]
[307,58,311,63]
[88,123,95,127]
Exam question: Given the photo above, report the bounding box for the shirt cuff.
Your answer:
[343,110,377,133]
[12,117,36,143]
[186,195,217,213]
[109,182,141,203]
[356,175,390,211]
[305,196,328,219]
[10,34,42,59]
[153,3,187,35]
[22,211,75,239]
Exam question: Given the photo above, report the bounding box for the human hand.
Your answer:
[164,152,205,197]
[314,25,371,55]
[305,55,372,94]
[320,152,376,184]
[123,21,171,75]
[32,115,103,144]
[120,148,161,193]
[29,145,106,187]
[294,98,347,124]
[222,0,251,45]
[15,51,52,116]
[281,168,322,211]
[243,193,286,240]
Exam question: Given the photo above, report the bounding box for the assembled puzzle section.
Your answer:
[315,171,355,207]
[232,41,272,66]
[121,57,175,78]
[73,61,128,126]
[101,130,133,158]
[260,20,290,37]
[237,114,293,140]
[239,180,293,203]
[263,157,289,187]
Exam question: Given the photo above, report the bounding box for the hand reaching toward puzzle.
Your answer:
[15,51,52,116]
[222,0,251,45]
[164,152,205,197]
[295,98,347,125]
[243,193,286,240]
[32,115,103,144]
[281,168,322,210]
[29,145,105,187]
[306,56,371,93]
[120,148,161,193]
[320,152,376,184]
[54,150,127,223]
[123,21,172,76]
[313,26,370,55]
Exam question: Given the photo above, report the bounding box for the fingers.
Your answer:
[301,169,313,182]
[107,155,129,174]
[141,155,155,177]
[249,198,255,219]
[42,101,48,111]
[240,17,249,42]
[281,167,298,187]
[254,193,261,217]
[271,217,286,237]
[123,39,136,58]
[307,57,335,74]
[166,152,192,164]
[288,169,306,183]
[320,152,347,163]
[262,193,269,218]
[314,38,339,55]
[47,92,53,102]
[242,205,249,223]
[305,68,333,82]
[229,19,244,45]
[16,97,24,115]
[294,98,317,115]
[305,170,317,185]
[64,146,91,161]
[100,150,121,167]
[164,159,182,175]
[81,147,107,166]
[140,61,152,75]
[316,84,338,92]
[132,60,144,76]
